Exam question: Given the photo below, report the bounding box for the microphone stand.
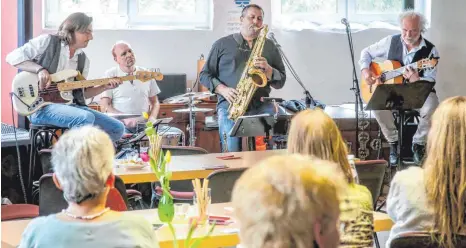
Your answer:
[269,34,316,109]
[343,20,364,156]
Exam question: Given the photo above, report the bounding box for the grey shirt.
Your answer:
[200,33,286,111]
[18,213,160,248]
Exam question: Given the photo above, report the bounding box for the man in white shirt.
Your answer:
[5,12,125,141]
[358,10,439,166]
[100,41,161,133]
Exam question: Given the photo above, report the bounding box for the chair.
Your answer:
[390,232,466,248]
[206,168,247,203]
[1,204,39,221]
[151,146,208,207]
[354,160,387,207]
[38,173,129,216]
[28,124,67,193]
[36,149,145,210]
[354,160,388,248]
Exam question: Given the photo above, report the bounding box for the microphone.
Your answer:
[341,18,348,26]
[267,32,281,48]
[261,97,284,103]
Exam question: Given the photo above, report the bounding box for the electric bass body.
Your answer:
[11,70,78,116]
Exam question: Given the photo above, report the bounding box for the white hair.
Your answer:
[398,9,428,33]
[111,40,132,58]
[51,126,115,203]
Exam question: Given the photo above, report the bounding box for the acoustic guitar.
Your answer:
[11,69,163,116]
[360,58,438,103]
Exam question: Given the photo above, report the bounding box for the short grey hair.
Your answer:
[57,12,93,45]
[398,9,428,33]
[51,126,115,204]
[111,40,132,58]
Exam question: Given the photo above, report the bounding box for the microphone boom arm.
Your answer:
[269,33,316,109]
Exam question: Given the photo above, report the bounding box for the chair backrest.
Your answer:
[38,149,53,174]
[206,168,247,204]
[390,232,466,248]
[161,145,208,156]
[38,174,128,216]
[354,160,387,207]
[1,204,39,221]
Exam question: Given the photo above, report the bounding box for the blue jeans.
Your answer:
[217,103,280,152]
[29,104,125,141]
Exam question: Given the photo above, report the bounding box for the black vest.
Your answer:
[387,34,434,78]
[34,35,87,105]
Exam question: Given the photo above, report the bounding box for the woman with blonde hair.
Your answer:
[232,154,346,248]
[287,108,374,247]
[386,96,466,248]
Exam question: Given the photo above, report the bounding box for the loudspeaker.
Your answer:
[1,146,29,203]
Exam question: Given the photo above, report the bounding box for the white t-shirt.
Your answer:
[101,66,161,114]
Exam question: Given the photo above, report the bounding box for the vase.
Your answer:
[158,192,174,223]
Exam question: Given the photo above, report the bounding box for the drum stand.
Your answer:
[187,90,197,147]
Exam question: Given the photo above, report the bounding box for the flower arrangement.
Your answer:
[143,113,216,248]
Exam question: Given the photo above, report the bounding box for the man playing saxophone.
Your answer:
[200,4,286,152]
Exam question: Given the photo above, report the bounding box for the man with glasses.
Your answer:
[100,41,161,133]
[200,4,286,152]
[6,12,125,141]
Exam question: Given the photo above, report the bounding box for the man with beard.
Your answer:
[200,4,286,152]
[358,10,440,166]
[100,41,161,133]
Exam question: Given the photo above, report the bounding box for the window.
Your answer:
[43,0,212,30]
[272,0,430,30]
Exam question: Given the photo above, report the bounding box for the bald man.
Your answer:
[100,41,161,133]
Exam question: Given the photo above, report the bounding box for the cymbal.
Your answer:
[106,113,141,120]
[163,91,214,104]
[173,107,214,113]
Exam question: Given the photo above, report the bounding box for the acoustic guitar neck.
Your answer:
[381,61,419,82]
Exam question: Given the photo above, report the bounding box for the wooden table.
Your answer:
[115,150,285,184]
[1,203,393,248]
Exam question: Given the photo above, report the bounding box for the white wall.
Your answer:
[429,0,466,100]
[83,0,466,105]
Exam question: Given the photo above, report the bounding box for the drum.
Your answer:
[138,125,185,147]
[159,125,185,146]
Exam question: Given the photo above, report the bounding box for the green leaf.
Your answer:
[167,222,178,248]
[190,222,216,248]
[145,126,155,136]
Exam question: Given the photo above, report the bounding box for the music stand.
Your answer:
[365,81,434,169]
[230,113,292,151]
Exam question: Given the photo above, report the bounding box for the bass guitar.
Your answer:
[360,58,438,103]
[11,69,163,116]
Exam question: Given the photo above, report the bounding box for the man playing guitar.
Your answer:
[358,10,440,166]
[6,12,125,141]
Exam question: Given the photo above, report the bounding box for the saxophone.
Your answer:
[228,25,269,121]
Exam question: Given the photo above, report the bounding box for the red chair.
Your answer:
[1,204,39,221]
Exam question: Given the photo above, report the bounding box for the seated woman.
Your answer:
[386,96,466,248]
[232,154,346,248]
[287,109,374,247]
[19,126,159,248]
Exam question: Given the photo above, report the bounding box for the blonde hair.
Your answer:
[287,109,354,183]
[232,154,346,248]
[424,96,466,248]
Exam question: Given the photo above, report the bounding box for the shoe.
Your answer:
[412,143,426,166]
[389,142,399,166]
